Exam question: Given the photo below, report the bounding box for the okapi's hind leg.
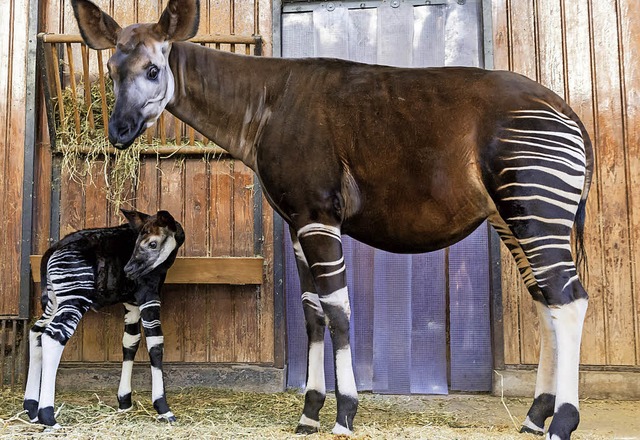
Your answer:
[117,303,142,411]
[490,210,588,440]
[290,228,328,434]
[489,215,558,435]
[23,317,52,422]
[295,223,358,435]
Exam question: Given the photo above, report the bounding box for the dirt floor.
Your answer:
[0,388,638,439]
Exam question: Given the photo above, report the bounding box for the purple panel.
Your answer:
[372,250,412,394]
[346,238,375,391]
[410,251,448,394]
[449,223,493,391]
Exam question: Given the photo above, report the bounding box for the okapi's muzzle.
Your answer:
[123,258,148,279]
[108,116,145,150]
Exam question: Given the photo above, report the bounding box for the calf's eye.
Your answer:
[149,241,158,249]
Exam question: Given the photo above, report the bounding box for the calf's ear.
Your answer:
[72,0,121,50]
[121,209,150,231]
[156,210,178,231]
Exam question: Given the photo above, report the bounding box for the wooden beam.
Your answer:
[30,256,263,285]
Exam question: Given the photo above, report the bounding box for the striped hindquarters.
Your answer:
[485,100,589,299]
[43,248,95,343]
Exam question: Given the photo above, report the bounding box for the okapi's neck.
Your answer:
[166,42,275,171]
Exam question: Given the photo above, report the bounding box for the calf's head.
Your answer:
[121,209,185,278]
[71,0,200,149]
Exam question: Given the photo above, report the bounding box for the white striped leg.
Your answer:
[291,229,328,434]
[521,301,557,435]
[140,301,175,423]
[24,324,46,422]
[37,333,65,429]
[546,298,588,440]
[118,303,141,411]
[297,223,357,435]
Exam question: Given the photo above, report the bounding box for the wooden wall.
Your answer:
[33,0,278,365]
[0,0,31,316]
[493,0,640,367]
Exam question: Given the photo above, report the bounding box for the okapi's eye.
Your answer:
[148,241,158,249]
[147,65,159,80]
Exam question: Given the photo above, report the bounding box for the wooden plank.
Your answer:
[563,0,606,366]
[81,160,108,362]
[259,193,275,363]
[29,256,263,285]
[233,161,258,363]
[59,163,85,361]
[536,0,565,98]
[591,0,634,366]
[183,159,209,362]
[619,0,640,365]
[135,156,159,214]
[159,159,185,362]
[209,159,235,362]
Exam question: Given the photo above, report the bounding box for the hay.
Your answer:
[53,74,214,212]
[0,388,615,440]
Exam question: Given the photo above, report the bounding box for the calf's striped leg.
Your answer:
[296,223,357,435]
[117,303,141,411]
[38,300,91,428]
[23,318,49,422]
[140,300,175,422]
[291,228,327,434]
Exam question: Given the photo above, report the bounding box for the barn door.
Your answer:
[282,0,493,394]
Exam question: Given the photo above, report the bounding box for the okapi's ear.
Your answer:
[121,209,150,231]
[154,0,200,42]
[72,0,121,50]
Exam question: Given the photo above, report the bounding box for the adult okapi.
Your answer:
[71,0,593,438]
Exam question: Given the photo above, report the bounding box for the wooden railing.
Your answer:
[30,256,264,285]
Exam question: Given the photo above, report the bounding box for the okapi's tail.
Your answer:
[573,114,594,281]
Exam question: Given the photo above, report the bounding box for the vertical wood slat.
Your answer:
[233,162,258,362]
[96,50,108,134]
[563,0,606,366]
[81,161,108,362]
[183,159,210,362]
[158,159,185,363]
[59,162,85,362]
[590,0,634,366]
[618,0,640,365]
[65,42,82,140]
[50,44,66,133]
[209,160,235,362]
[80,44,95,129]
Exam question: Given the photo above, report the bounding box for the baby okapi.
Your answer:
[24,210,185,429]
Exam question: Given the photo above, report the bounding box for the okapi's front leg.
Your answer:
[139,300,175,422]
[291,228,327,434]
[117,303,141,411]
[296,223,357,435]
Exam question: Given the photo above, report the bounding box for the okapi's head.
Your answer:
[71,0,200,149]
[121,209,185,278]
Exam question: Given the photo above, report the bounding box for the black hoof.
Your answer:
[295,424,319,435]
[38,406,60,428]
[23,399,39,422]
[118,393,132,411]
[520,425,545,436]
[547,403,579,440]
